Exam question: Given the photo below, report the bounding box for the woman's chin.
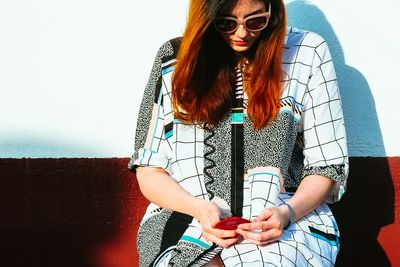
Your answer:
[230,45,251,53]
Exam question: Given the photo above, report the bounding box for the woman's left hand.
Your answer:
[236,205,289,246]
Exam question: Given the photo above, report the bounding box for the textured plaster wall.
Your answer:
[0,0,399,157]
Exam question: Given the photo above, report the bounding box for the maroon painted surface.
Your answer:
[0,158,148,267]
[0,157,398,267]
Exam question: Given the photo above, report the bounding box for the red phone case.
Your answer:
[215,216,251,230]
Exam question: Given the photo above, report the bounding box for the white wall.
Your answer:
[0,0,399,158]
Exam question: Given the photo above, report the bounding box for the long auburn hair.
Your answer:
[172,0,286,129]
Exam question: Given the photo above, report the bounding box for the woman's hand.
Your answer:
[236,205,290,246]
[137,167,240,247]
[194,199,240,248]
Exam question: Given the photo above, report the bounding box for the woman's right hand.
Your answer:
[193,199,240,248]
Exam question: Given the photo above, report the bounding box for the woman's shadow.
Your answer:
[286,1,395,266]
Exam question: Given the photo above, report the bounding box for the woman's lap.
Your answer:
[138,195,339,266]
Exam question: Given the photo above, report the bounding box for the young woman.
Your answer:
[129,0,348,266]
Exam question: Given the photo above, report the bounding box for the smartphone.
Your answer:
[214,216,251,230]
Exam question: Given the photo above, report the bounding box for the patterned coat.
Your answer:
[129,27,348,267]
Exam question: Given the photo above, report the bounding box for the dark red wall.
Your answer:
[0,157,399,267]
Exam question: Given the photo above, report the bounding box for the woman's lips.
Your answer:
[233,40,248,46]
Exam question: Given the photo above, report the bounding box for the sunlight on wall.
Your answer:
[0,0,399,157]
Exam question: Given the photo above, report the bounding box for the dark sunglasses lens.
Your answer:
[215,18,237,32]
[246,16,267,31]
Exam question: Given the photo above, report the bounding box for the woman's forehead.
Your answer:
[220,0,266,15]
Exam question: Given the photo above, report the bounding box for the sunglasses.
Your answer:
[214,4,271,33]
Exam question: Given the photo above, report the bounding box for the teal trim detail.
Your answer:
[162,66,174,75]
[280,96,303,107]
[139,149,147,165]
[310,232,339,247]
[279,110,300,123]
[248,172,279,178]
[180,236,211,249]
[231,113,244,123]
[165,130,173,139]
[139,148,157,164]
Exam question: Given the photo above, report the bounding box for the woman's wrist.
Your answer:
[188,198,209,219]
[280,202,294,229]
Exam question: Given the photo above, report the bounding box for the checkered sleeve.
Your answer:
[301,35,349,201]
[128,42,173,174]
[133,97,172,174]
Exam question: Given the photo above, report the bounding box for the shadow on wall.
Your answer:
[286,1,394,266]
[0,137,103,158]
[287,0,384,156]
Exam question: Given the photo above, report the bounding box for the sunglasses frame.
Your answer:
[214,3,272,33]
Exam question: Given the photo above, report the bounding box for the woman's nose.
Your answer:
[235,24,249,39]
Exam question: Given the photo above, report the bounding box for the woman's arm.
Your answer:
[283,174,335,222]
[137,166,240,247]
[137,166,201,217]
[237,175,335,245]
